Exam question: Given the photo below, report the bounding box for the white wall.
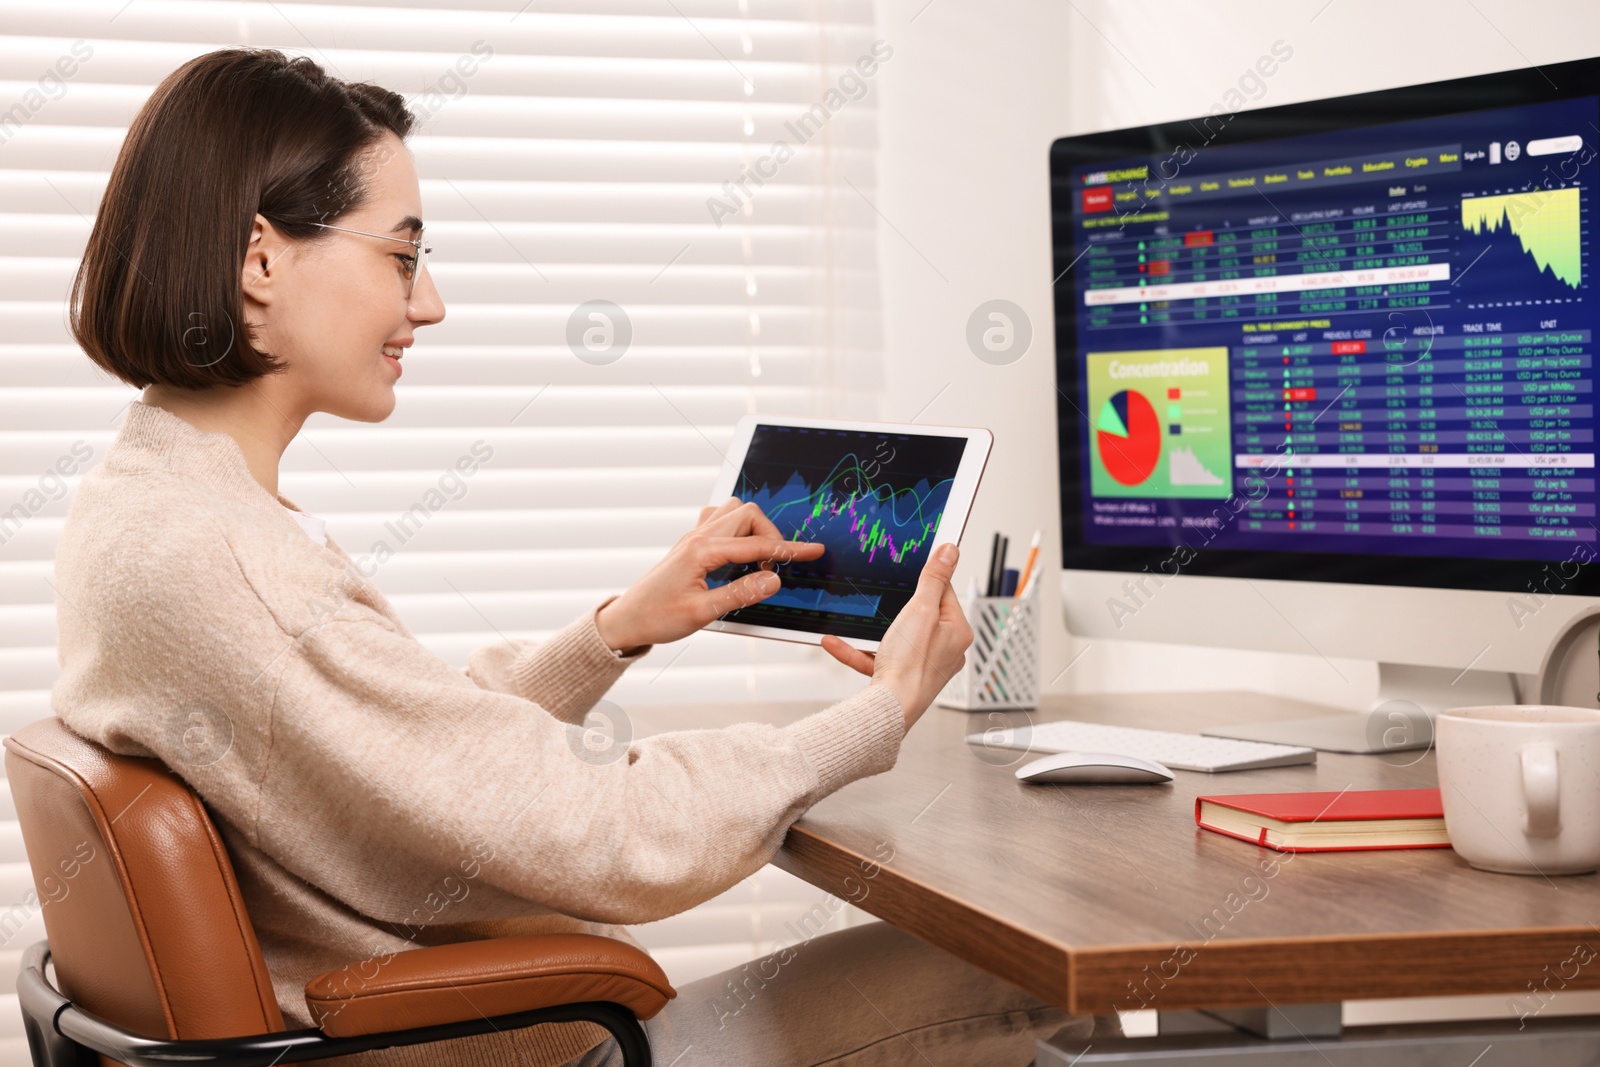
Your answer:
[870,0,1600,709]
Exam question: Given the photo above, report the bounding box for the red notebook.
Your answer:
[1195,788,1450,853]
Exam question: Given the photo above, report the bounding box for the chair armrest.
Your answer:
[304,934,676,1039]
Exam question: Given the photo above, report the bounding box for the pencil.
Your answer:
[1013,530,1040,599]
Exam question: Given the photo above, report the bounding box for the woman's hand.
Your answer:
[595,497,825,651]
[818,543,971,731]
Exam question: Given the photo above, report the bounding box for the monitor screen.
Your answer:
[1051,58,1600,595]
[706,423,969,641]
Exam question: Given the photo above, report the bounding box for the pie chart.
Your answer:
[1096,389,1161,486]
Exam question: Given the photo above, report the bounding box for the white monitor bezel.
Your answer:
[1048,57,1600,604]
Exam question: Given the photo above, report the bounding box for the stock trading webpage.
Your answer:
[1068,96,1597,565]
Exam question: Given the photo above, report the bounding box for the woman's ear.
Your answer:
[240,213,288,307]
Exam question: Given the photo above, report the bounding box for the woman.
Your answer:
[53,48,1101,1066]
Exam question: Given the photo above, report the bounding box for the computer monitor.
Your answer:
[1049,57,1600,740]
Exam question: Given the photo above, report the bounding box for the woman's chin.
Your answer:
[324,390,398,424]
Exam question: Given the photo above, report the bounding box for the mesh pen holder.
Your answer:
[935,582,1040,711]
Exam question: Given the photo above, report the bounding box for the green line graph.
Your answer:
[1461,188,1582,289]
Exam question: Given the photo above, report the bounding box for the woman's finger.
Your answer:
[738,504,784,542]
[820,634,875,676]
[700,536,825,567]
[700,497,743,525]
[703,499,784,542]
[705,570,780,618]
[939,573,964,620]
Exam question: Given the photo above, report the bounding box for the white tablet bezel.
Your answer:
[702,414,993,652]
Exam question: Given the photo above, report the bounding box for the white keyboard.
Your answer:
[967,719,1317,773]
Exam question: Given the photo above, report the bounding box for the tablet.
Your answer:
[702,416,992,651]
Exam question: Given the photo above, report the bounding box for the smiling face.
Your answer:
[243,132,445,423]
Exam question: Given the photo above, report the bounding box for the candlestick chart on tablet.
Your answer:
[706,424,970,641]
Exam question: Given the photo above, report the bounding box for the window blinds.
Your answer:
[0,0,887,729]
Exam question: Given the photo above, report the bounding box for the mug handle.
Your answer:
[1521,744,1562,838]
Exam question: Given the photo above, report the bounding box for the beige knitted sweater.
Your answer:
[50,400,907,1066]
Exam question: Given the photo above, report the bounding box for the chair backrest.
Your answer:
[4,717,286,1052]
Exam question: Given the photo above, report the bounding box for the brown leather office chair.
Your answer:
[7,717,674,1067]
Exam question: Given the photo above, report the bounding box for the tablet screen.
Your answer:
[706,423,969,641]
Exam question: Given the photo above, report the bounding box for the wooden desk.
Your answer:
[633,691,1600,1016]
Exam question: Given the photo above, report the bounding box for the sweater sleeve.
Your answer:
[463,594,651,725]
[54,490,903,931]
[250,608,905,928]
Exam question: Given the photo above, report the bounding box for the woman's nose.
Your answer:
[409,264,445,326]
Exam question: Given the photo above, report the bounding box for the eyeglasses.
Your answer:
[308,222,431,299]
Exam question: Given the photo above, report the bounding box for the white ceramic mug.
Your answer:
[1436,705,1600,875]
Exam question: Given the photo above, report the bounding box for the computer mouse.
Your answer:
[1014,751,1174,785]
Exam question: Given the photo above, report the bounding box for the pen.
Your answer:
[986,532,1001,596]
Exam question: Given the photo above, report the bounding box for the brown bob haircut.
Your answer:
[71,49,416,390]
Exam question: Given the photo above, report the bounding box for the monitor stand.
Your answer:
[1201,663,1516,754]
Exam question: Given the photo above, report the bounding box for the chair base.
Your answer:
[20,941,652,1067]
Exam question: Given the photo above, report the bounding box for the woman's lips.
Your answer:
[382,341,408,378]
